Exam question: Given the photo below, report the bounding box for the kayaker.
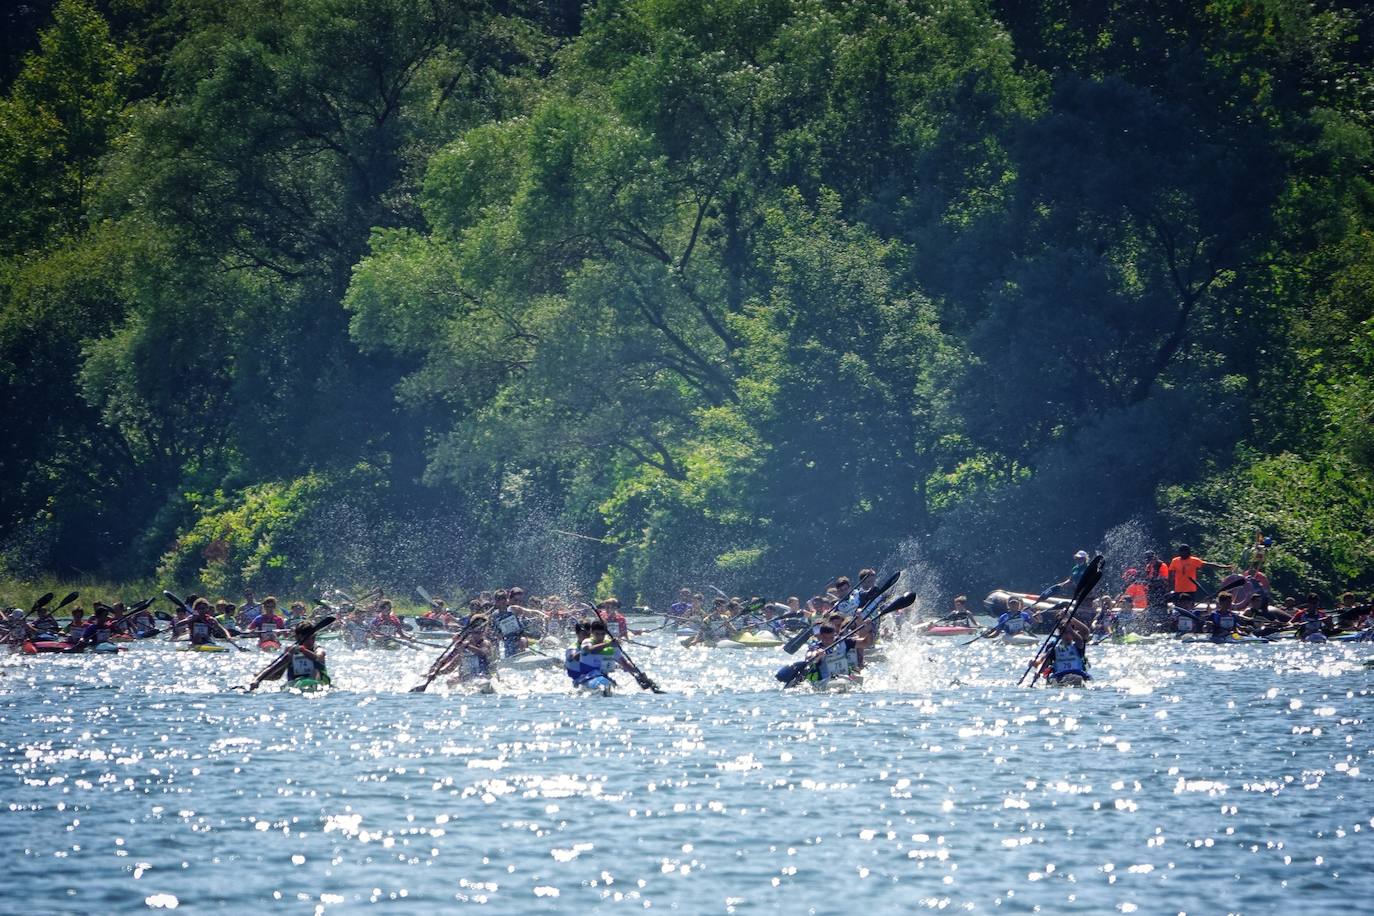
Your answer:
[284,623,328,684]
[64,607,86,636]
[188,598,228,646]
[248,622,329,690]
[249,599,286,643]
[791,617,873,688]
[489,590,526,657]
[1291,597,1331,642]
[126,602,158,638]
[66,605,114,652]
[992,596,1033,638]
[30,606,62,640]
[1040,617,1091,686]
[571,619,635,692]
[947,596,978,627]
[669,588,694,619]
[371,599,408,639]
[1170,602,1204,637]
[436,616,492,683]
[598,596,628,638]
[214,599,238,633]
[1207,593,1239,642]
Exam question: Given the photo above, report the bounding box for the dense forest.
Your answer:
[2,0,1371,602]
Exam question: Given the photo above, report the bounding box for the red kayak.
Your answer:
[258,639,282,651]
[24,640,73,653]
[924,625,978,637]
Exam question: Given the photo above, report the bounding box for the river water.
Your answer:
[3,630,1371,914]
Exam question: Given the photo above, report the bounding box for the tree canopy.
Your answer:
[2,0,1371,601]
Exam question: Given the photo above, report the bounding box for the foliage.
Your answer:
[2,0,1374,601]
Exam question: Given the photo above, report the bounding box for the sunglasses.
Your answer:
[819,627,836,634]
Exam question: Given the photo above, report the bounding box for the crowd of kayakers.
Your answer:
[2,530,1369,693]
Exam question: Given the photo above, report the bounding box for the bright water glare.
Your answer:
[3,632,1373,913]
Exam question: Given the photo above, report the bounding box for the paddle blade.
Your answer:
[409,682,429,693]
[163,590,189,612]
[782,624,813,655]
[30,592,54,612]
[879,591,918,616]
[862,571,901,605]
[56,591,80,610]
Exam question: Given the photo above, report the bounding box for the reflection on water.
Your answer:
[2,633,1372,913]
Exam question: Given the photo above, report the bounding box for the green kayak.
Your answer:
[289,674,332,692]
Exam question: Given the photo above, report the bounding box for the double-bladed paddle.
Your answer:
[411,616,486,693]
[241,616,336,690]
[164,590,247,651]
[781,591,917,688]
[1019,556,1104,687]
[783,571,900,655]
[594,607,663,693]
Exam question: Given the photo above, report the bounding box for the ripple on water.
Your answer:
[1,633,1372,912]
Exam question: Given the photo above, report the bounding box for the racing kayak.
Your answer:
[257,639,282,651]
[23,640,72,654]
[498,650,560,670]
[177,643,229,652]
[1101,633,1164,645]
[1181,635,1271,644]
[289,674,331,692]
[720,631,784,649]
[923,625,978,637]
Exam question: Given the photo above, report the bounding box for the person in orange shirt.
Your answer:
[1167,544,1231,608]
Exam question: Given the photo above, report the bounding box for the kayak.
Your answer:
[177,643,228,653]
[1181,635,1271,644]
[258,639,282,651]
[814,674,863,693]
[289,674,331,692]
[24,640,72,654]
[924,625,978,637]
[499,651,559,670]
[1101,633,1164,645]
[92,641,121,653]
[1045,673,1087,688]
[721,631,784,649]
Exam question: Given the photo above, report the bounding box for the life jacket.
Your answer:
[1002,612,1030,635]
[815,639,851,680]
[287,648,320,680]
[190,617,214,645]
[703,617,731,640]
[1050,641,1087,678]
[1299,614,1326,638]
[493,608,523,637]
[84,622,112,644]
[1211,610,1236,639]
[579,640,618,676]
[1174,611,1196,634]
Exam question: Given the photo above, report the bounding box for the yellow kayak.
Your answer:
[177,643,228,653]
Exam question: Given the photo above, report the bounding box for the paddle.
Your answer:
[594,607,663,693]
[782,592,916,688]
[30,592,54,614]
[243,616,336,690]
[411,616,486,693]
[1019,556,1104,687]
[783,571,900,655]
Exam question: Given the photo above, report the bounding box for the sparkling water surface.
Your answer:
[3,631,1372,914]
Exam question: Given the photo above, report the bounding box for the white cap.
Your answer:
[1074,550,1089,560]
